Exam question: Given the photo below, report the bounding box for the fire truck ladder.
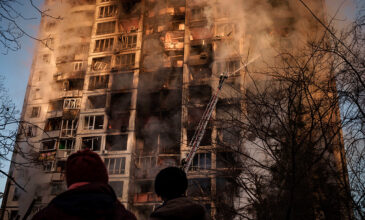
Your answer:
[182,64,248,173]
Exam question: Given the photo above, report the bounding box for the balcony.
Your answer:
[133,192,161,203]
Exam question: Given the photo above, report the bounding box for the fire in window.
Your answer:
[30,106,41,118]
[83,115,104,130]
[96,21,116,35]
[94,38,114,52]
[82,136,101,151]
[59,139,75,150]
[115,53,135,69]
[99,5,118,18]
[44,117,62,132]
[119,35,137,49]
[88,75,109,90]
[63,98,81,110]
[190,153,211,171]
[61,119,78,137]
[104,157,126,175]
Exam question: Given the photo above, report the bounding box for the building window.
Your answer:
[83,115,104,130]
[43,161,54,172]
[110,181,123,198]
[96,21,116,35]
[190,153,211,171]
[94,38,114,52]
[92,56,111,71]
[45,22,56,31]
[187,178,211,197]
[119,35,137,49]
[41,140,57,151]
[110,93,131,112]
[115,53,135,69]
[48,99,63,112]
[44,117,62,132]
[88,75,109,90]
[42,54,50,63]
[61,119,78,137]
[30,106,41,118]
[24,125,37,137]
[58,138,75,150]
[33,88,41,100]
[104,157,126,175]
[99,5,118,18]
[86,95,106,109]
[74,62,83,71]
[216,60,240,74]
[63,98,81,110]
[12,187,20,201]
[105,135,128,151]
[82,136,102,151]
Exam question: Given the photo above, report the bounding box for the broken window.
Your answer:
[104,157,126,175]
[190,152,211,171]
[112,72,134,90]
[94,38,114,52]
[61,119,78,137]
[92,56,111,71]
[158,133,180,154]
[73,62,83,71]
[110,181,123,198]
[44,117,62,132]
[115,53,135,69]
[83,115,104,130]
[105,135,128,151]
[187,128,212,146]
[30,106,41,118]
[96,21,116,35]
[88,75,109,90]
[62,79,84,91]
[98,5,118,18]
[86,95,106,109]
[58,138,75,150]
[187,178,211,197]
[119,34,137,49]
[41,140,57,151]
[108,112,130,131]
[82,136,101,151]
[216,23,236,37]
[110,93,132,112]
[217,127,241,148]
[63,98,81,110]
[48,100,63,112]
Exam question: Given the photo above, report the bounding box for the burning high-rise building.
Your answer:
[1,0,350,219]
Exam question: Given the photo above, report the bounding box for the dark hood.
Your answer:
[50,183,118,218]
[150,197,207,220]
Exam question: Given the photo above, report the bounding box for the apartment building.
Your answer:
[1,0,341,219]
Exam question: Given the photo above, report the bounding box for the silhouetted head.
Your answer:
[66,149,108,187]
[154,167,188,201]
